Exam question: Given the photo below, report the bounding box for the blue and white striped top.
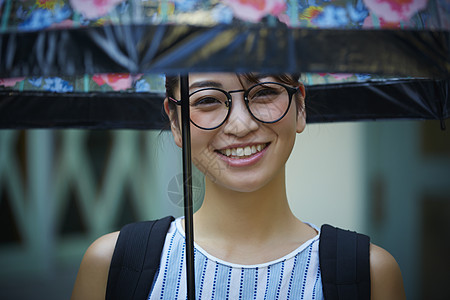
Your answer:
[148,218,323,300]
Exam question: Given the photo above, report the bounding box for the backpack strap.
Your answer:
[106,216,175,300]
[319,224,371,300]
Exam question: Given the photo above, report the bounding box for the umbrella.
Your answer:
[0,1,448,127]
[0,0,449,299]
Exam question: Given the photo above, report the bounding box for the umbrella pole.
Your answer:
[180,74,196,300]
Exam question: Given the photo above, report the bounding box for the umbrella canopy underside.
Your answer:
[0,0,449,126]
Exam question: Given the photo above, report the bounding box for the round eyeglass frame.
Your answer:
[169,81,300,130]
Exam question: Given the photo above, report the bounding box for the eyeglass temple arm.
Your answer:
[169,96,182,105]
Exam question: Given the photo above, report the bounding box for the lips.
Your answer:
[217,143,269,158]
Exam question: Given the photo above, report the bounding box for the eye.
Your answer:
[191,96,223,106]
[249,84,283,101]
[253,88,279,97]
[190,88,228,108]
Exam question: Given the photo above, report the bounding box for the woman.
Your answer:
[71,73,405,299]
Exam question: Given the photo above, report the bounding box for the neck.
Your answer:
[193,167,298,243]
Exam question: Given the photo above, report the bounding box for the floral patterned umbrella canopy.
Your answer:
[0,0,448,128]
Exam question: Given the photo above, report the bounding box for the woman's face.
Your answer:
[166,73,306,192]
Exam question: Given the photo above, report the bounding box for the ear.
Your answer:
[164,98,182,148]
[296,83,306,134]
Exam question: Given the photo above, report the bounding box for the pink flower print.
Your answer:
[363,0,428,23]
[69,0,125,19]
[0,77,26,87]
[222,0,287,22]
[93,73,132,91]
[329,73,353,80]
[363,13,403,28]
[93,73,142,91]
[318,73,353,80]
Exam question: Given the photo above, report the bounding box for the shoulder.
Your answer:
[71,231,120,300]
[82,231,120,267]
[370,243,406,300]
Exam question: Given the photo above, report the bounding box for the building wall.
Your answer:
[0,130,184,299]
[286,122,366,232]
[364,120,450,300]
[288,120,450,300]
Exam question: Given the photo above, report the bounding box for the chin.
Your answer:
[207,173,273,193]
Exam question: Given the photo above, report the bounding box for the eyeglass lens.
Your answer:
[189,83,291,130]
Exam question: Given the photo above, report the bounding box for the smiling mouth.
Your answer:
[217,143,269,158]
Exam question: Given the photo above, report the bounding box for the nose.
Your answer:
[222,92,259,137]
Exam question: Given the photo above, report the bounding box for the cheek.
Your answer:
[282,107,301,134]
[189,127,217,170]
[274,111,298,153]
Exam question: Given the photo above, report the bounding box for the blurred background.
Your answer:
[0,120,449,300]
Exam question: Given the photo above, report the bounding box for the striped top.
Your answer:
[148,218,323,300]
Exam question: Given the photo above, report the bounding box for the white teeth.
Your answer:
[219,143,267,157]
[244,146,251,156]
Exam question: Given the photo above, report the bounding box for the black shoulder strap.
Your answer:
[319,224,371,300]
[106,216,174,300]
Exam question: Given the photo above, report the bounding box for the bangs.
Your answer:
[239,73,301,86]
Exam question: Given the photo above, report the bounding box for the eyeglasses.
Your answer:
[169,82,300,130]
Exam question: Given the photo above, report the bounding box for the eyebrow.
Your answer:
[250,73,272,81]
[189,80,223,90]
